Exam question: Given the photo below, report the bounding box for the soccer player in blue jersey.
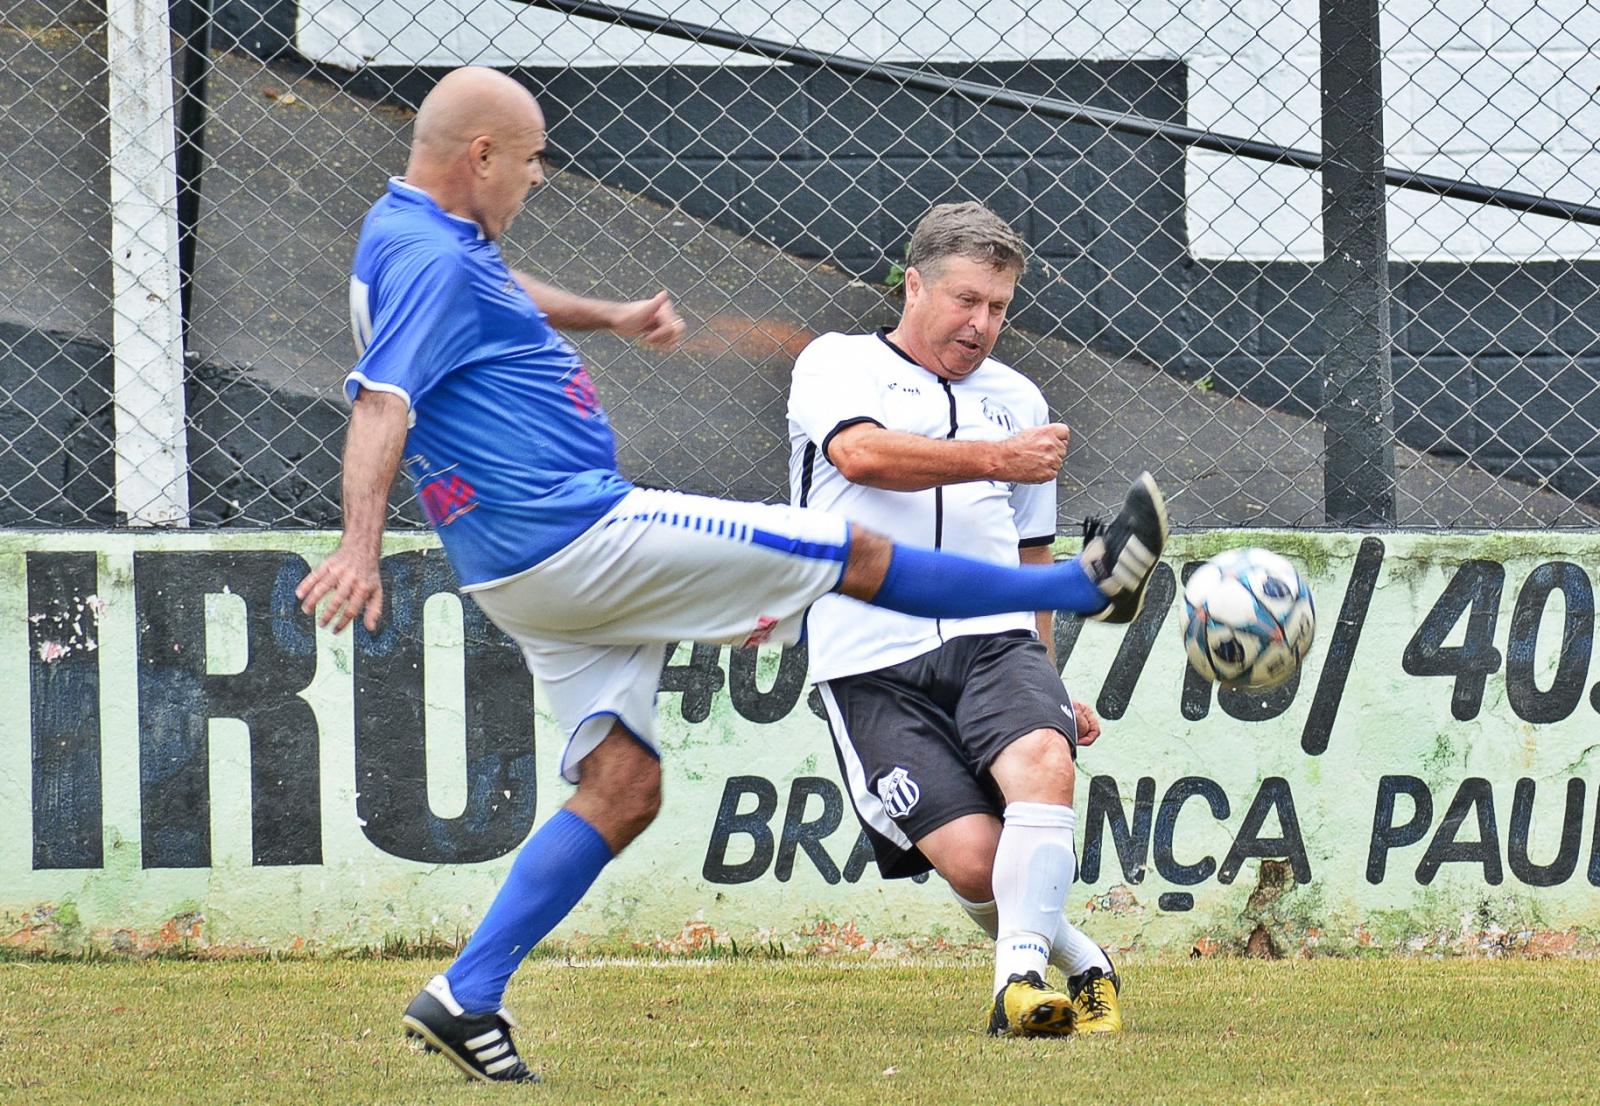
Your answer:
[296,66,1167,1084]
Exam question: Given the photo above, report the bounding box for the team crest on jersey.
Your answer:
[981,396,1017,433]
[418,473,478,526]
[876,767,921,820]
[564,363,601,417]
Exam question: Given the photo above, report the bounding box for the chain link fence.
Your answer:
[2,0,1598,532]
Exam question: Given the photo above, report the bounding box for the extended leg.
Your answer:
[840,473,1168,625]
[403,725,661,1082]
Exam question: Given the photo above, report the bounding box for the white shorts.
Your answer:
[471,487,850,781]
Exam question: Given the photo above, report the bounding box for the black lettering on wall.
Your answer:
[1402,560,1505,721]
[1302,537,1384,754]
[1367,775,1434,883]
[775,777,843,883]
[1218,667,1301,722]
[1507,777,1585,887]
[1153,776,1229,885]
[1505,562,1593,725]
[1052,605,1084,672]
[841,828,877,883]
[1178,562,1213,721]
[728,641,807,723]
[1218,777,1311,884]
[353,550,536,864]
[806,686,829,721]
[702,775,777,884]
[660,643,725,723]
[1097,564,1175,720]
[1416,777,1503,886]
[1590,786,1600,887]
[28,553,102,869]
[1080,774,1155,884]
[134,551,319,868]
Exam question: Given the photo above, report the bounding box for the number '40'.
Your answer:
[1401,560,1594,724]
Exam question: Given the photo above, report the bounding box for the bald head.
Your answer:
[412,67,543,159]
[404,66,548,239]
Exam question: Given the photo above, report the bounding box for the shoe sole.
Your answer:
[1090,473,1169,624]
[991,996,1077,1038]
[1125,472,1170,559]
[1075,1021,1124,1035]
[402,1016,498,1084]
[1020,996,1077,1036]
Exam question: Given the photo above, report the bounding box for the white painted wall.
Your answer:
[298,0,1600,261]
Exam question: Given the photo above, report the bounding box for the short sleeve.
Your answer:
[788,335,887,463]
[1012,384,1057,545]
[344,243,476,410]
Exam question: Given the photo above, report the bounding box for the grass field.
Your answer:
[3,956,1596,1105]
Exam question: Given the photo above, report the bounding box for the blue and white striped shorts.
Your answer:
[471,487,850,780]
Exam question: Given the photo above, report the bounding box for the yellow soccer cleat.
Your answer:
[1068,965,1123,1035]
[987,970,1077,1037]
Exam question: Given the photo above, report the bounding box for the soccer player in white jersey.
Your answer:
[297,69,1165,1082]
[789,202,1131,1036]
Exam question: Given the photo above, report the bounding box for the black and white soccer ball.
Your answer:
[1181,548,1316,690]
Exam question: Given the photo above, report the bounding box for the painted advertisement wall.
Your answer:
[4,529,1599,955]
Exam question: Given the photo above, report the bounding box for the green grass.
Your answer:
[3,957,1597,1105]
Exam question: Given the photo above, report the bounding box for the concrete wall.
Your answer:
[6,529,1600,956]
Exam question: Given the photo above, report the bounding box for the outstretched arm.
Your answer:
[512,273,684,349]
[296,389,410,633]
[828,421,1071,492]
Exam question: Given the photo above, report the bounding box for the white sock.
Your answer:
[953,889,999,939]
[991,801,1077,995]
[954,891,1111,980]
[1051,920,1113,977]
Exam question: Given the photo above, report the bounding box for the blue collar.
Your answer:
[387,177,487,241]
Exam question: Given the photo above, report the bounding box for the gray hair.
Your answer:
[906,201,1027,281]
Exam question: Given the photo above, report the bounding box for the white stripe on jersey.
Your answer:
[349,276,373,355]
[817,683,915,852]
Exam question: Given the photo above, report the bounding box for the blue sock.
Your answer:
[445,808,613,1013]
[871,543,1107,618]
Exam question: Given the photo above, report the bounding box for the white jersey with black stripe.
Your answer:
[787,330,1058,682]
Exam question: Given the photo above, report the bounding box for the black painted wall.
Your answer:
[327,53,1600,507]
[0,322,430,527]
[540,61,1600,502]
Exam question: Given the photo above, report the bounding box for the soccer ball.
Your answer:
[1181,548,1315,690]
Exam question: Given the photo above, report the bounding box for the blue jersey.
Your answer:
[346,179,632,588]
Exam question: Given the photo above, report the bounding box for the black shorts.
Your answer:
[815,631,1077,880]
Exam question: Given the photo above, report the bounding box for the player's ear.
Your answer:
[903,265,923,301]
[468,134,494,176]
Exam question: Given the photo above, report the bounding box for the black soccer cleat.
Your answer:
[1080,472,1168,624]
[402,974,539,1084]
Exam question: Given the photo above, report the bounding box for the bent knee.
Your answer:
[590,754,662,822]
[940,852,996,903]
[993,729,1076,804]
[573,729,664,845]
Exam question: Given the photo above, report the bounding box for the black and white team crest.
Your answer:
[876,767,921,819]
[981,396,1017,433]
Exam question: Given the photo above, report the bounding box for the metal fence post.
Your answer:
[172,0,214,335]
[1319,0,1396,526]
